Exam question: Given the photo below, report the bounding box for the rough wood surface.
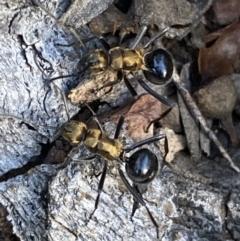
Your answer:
[2,144,240,241]
[0,165,57,241]
[123,0,213,39]
[0,0,113,174]
[0,1,240,241]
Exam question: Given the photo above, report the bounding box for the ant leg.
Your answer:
[125,134,166,152]
[114,115,125,139]
[143,26,170,49]
[85,104,125,141]
[88,161,108,221]
[90,116,104,133]
[85,103,97,116]
[125,134,169,162]
[130,184,141,220]
[41,74,74,121]
[130,26,148,49]
[53,83,71,121]
[144,106,172,133]
[137,78,173,108]
[43,78,71,122]
[56,155,97,172]
[124,134,169,159]
[125,75,172,133]
[123,76,138,98]
[99,37,111,52]
[44,74,77,86]
[131,199,139,221]
[0,114,58,131]
[85,103,105,133]
[118,169,159,239]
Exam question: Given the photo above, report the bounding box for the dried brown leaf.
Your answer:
[193,75,238,146]
[212,0,240,25]
[198,20,240,81]
[110,93,168,141]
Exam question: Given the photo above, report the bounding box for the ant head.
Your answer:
[61,120,87,144]
[125,148,159,184]
[143,49,173,85]
[77,49,109,75]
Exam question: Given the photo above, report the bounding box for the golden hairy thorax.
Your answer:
[109,47,144,71]
[88,49,109,74]
[85,47,145,75]
[84,129,123,162]
[61,121,123,162]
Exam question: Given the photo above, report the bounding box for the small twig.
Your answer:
[172,71,240,173]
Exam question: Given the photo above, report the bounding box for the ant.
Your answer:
[66,26,174,109]
[37,0,174,110]
[60,105,168,239]
[1,104,168,239]
[32,1,174,128]
[67,26,174,108]
[20,3,172,235]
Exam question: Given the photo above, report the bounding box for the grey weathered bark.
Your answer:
[0,1,240,241]
[0,0,113,174]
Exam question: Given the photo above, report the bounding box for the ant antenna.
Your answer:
[32,0,85,48]
[33,49,71,122]
[143,26,170,49]
[85,103,105,133]
[130,26,148,49]
[42,73,71,122]
[85,103,97,116]
[42,75,74,120]
[52,82,71,122]
[130,25,170,50]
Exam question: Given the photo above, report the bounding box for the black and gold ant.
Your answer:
[60,106,168,239]
[0,102,168,239]
[32,0,174,126]
[18,3,172,236]
[39,1,174,111]
[67,26,174,109]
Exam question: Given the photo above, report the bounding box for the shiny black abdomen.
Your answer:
[144,49,173,85]
[125,148,158,184]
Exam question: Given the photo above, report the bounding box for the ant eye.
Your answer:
[144,49,173,85]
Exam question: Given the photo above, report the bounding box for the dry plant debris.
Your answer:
[198,19,240,81]
[159,127,187,162]
[89,4,126,35]
[193,75,238,146]
[68,68,119,104]
[211,0,240,25]
[110,93,170,141]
